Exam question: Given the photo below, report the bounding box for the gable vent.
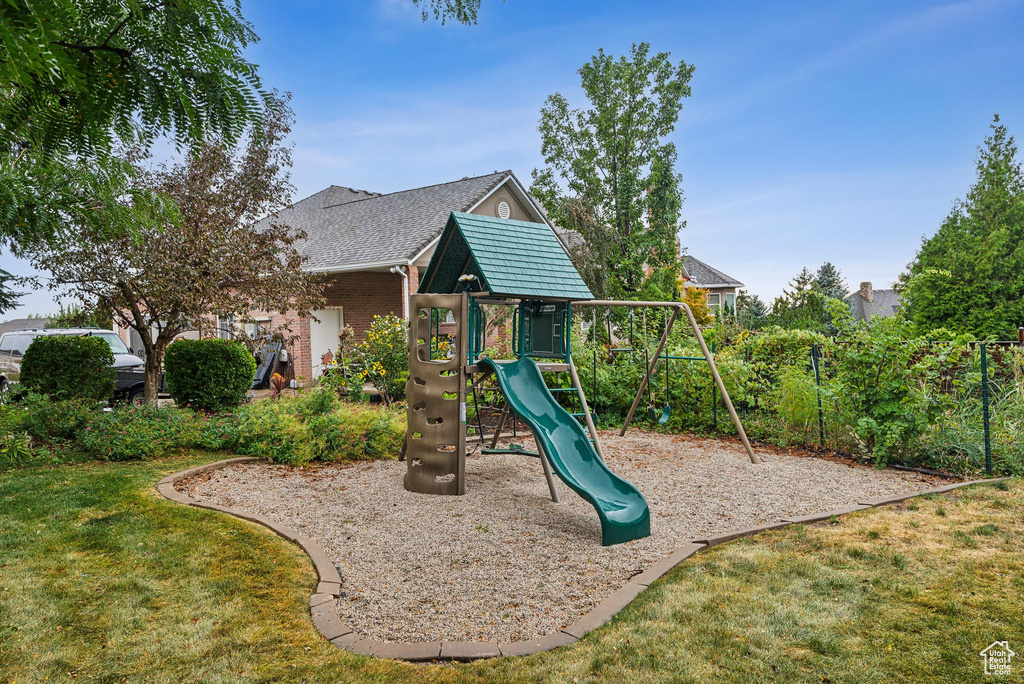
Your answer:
[497,200,511,219]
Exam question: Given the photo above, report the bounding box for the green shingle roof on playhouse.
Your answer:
[418,212,594,300]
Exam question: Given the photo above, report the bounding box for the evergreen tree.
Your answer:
[770,267,832,331]
[813,262,849,300]
[901,116,1024,338]
[735,289,768,328]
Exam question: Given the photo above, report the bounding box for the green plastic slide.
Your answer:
[479,357,651,546]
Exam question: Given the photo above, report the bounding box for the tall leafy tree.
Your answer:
[531,43,694,300]
[0,0,273,314]
[0,0,270,243]
[901,116,1024,338]
[29,96,325,403]
[1,0,476,314]
[412,0,483,24]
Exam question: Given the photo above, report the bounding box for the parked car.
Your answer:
[0,328,154,403]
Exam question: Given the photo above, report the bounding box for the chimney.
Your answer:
[859,282,873,303]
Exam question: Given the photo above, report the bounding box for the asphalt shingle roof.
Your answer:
[420,212,594,300]
[848,289,902,320]
[259,172,512,271]
[683,255,744,288]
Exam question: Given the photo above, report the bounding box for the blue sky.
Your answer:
[5,0,1024,317]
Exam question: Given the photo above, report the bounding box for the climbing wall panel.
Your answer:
[404,293,468,495]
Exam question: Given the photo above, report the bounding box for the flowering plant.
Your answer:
[355,314,408,405]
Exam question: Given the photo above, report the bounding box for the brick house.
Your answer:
[240,170,564,385]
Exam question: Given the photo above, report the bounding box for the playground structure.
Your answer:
[404,212,757,546]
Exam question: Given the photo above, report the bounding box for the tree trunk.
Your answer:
[144,348,163,405]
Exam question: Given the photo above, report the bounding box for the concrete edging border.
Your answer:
[156,457,1011,663]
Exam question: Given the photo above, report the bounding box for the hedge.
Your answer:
[164,339,256,412]
[20,334,115,401]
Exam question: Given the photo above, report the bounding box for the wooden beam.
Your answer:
[678,304,758,464]
[569,356,605,460]
[620,307,678,436]
[576,300,759,464]
[489,405,509,449]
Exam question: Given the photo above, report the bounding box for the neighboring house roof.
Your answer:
[260,171,547,272]
[847,289,902,320]
[0,318,50,336]
[419,212,594,301]
[682,256,744,288]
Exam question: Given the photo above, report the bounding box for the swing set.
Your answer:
[469,296,757,463]
[405,212,757,546]
[600,308,678,425]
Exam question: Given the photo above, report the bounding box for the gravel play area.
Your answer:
[178,431,944,643]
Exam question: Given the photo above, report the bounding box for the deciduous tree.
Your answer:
[30,96,325,403]
[531,43,693,300]
[0,0,270,244]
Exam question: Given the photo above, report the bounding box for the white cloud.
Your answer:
[289,99,544,196]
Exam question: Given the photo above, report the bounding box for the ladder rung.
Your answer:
[549,387,579,393]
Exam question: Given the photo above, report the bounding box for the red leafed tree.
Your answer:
[31,94,325,403]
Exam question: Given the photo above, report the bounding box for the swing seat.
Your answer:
[646,402,671,424]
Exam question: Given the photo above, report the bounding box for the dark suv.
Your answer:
[0,328,148,403]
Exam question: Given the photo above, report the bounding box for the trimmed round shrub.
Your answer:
[164,339,256,412]
[20,335,115,401]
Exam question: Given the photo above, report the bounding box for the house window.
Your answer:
[217,315,235,340]
[724,293,736,316]
[707,293,721,314]
[244,318,271,340]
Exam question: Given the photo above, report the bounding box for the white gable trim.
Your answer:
[304,258,408,274]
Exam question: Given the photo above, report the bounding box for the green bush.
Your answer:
[776,366,820,435]
[0,404,30,467]
[294,388,340,420]
[229,392,405,465]
[189,412,243,451]
[355,314,408,405]
[20,392,101,442]
[233,400,314,466]
[20,334,115,401]
[164,339,256,412]
[76,404,187,461]
[307,401,404,460]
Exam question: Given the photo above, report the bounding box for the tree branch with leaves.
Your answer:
[29,95,325,403]
[531,43,693,301]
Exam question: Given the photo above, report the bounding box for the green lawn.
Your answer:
[0,452,1020,683]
